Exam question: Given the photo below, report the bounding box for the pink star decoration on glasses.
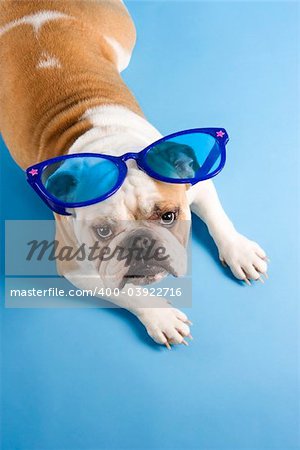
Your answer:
[216,130,225,138]
[29,169,38,176]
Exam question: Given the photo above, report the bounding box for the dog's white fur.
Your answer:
[64,105,268,346]
[36,51,62,69]
[0,10,72,37]
[104,36,131,72]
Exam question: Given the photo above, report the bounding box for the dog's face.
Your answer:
[54,133,193,289]
[70,164,191,288]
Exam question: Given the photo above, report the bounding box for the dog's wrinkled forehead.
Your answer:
[74,165,186,222]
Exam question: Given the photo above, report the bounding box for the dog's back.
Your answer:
[0,0,141,168]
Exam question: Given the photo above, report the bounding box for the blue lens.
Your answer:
[145,132,222,180]
[41,156,119,204]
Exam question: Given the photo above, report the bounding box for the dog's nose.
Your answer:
[125,229,154,252]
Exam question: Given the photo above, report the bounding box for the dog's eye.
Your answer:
[95,225,113,239]
[160,211,176,226]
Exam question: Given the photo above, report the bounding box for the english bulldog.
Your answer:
[0,0,268,348]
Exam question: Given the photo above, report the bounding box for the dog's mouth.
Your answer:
[120,263,171,288]
[96,226,188,290]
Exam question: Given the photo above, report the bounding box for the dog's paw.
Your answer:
[139,307,192,348]
[218,233,268,284]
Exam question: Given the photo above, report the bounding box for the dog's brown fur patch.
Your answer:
[0,0,142,168]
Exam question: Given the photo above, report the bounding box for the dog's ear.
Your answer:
[46,157,118,204]
[171,143,201,173]
[47,172,78,201]
[147,141,201,179]
[54,213,82,277]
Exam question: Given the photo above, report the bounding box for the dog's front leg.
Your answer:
[189,180,268,283]
[65,271,191,347]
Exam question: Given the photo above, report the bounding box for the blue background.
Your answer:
[0,1,299,449]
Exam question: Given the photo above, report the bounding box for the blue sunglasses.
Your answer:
[26,127,229,215]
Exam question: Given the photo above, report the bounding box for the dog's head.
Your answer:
[53,141,193,289]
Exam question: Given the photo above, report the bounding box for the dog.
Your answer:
[0,0,268,347]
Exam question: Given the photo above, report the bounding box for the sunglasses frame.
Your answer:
[26,127,229,215]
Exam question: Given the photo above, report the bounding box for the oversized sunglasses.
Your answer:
[26,127,229,215]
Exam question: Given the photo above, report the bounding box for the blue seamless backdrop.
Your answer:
[0,2,299,449]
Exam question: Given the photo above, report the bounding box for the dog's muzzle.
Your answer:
[119,229,172,287]
[97,223,188,289]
